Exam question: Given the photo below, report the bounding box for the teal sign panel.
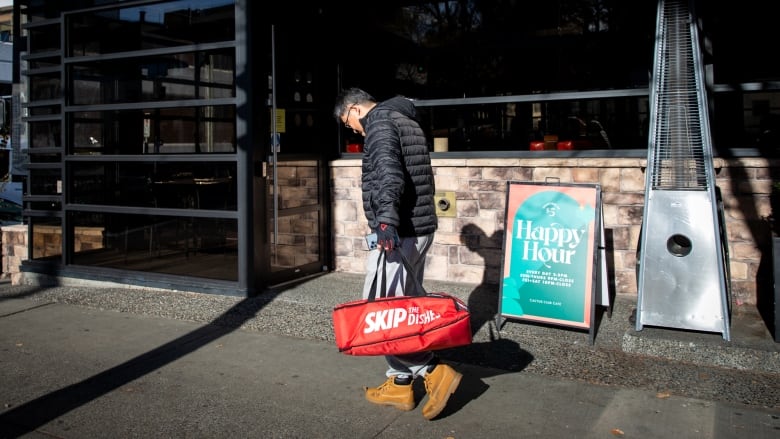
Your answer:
[499,182,601,329]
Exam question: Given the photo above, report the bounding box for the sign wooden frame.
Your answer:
[497,181,603,343]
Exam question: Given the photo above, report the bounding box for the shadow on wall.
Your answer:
[436,223,535,372]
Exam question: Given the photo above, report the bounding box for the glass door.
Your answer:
[262,24,333,286]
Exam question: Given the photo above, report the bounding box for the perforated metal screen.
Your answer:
[648,0,709,190]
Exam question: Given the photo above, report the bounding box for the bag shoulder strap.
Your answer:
[367,248,427,301]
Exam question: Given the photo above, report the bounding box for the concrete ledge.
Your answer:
[622,330,780,374]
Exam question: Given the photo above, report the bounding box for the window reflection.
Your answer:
[340,1,655,100]
[333,1,780,153]
[31,217,63,260]
[270,210,321,272]
[271,160,321,209]
[337,1,656,152]
[29,169,61,196]
[69,212,238,282]
[29,120,61,148]
[28,74,61,101]
[68,0,235,56]
[70,49,235,105]
[28,25,60,54]
[70,106,236,155]
[415,95,649,151]
[71,162,237,211]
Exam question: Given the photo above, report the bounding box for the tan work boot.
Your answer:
[421,363,462,420]
[364,376,415,411]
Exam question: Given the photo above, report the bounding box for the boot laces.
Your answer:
[373,376,401,393]
[377,378,394,391]
[424,374,435,394]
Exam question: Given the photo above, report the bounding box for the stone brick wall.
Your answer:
[2,224,104,283]
[331,157,778,305]
[1,224,27,284]
[2,157,775,306]
[270,160,322,269]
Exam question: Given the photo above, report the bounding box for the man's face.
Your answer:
[342,105,364,136]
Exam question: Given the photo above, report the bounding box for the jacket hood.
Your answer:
[374,96,418,120]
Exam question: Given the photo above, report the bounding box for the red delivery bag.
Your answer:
[332,250,472,356]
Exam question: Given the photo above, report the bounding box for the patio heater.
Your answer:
[636,0,731,340]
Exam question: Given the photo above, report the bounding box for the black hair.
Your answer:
[333,87,376,120]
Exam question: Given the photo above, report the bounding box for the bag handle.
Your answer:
[367,248,427,301]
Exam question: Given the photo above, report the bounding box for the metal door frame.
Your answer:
[259,24,331,288]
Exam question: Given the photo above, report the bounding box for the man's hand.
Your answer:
[376,223,400,251]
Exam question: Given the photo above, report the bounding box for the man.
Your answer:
[333,87,462,420]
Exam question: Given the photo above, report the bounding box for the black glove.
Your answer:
[376,223,400,251]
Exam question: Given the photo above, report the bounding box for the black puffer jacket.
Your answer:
[360,96,437,237]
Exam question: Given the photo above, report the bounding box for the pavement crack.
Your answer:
[0,301,55,318]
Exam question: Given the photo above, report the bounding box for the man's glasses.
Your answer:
[343,106,356,129]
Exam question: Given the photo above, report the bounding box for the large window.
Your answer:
[699,1,780,154]
[332,0,780,154]
[333,1,655,152]
[22,0,240,282]
[339,2,654,99]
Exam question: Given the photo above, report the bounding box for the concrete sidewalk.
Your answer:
[0,275,779,438]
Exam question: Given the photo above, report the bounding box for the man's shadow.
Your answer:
[427,223,534,418]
